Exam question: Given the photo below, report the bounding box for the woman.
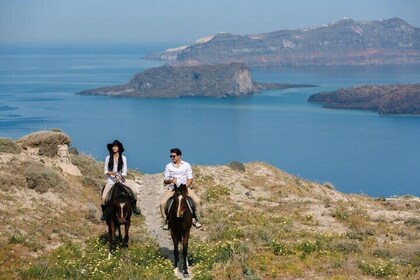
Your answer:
[100,140,141,220]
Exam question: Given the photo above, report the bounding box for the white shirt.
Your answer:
[164,160,193,190]
[104,155,127,184]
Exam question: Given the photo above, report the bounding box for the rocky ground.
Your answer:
[1,130,419,279]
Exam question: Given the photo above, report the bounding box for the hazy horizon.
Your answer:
[1,0,419,45]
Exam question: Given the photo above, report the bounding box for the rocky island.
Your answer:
[308,83,420,114]
[77,62,313,98]
[148,18,420,66]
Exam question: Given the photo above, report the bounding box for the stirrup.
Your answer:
[100,205,108,221]
[133,206,141,215]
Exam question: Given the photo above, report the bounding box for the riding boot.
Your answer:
[100,204,108,221]
[162,219,169,230]
[193,211,202,228]
[132,200,141,215]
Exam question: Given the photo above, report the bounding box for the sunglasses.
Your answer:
[170,155,177,158]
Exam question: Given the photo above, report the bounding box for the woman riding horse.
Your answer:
[101,140,141,221]
[168,184,193,276]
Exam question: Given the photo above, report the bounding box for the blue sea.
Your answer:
[1,44,419,197]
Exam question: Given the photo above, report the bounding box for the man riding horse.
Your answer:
[160,148,202,230]
[101,140,141,220]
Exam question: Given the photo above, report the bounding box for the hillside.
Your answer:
[148,18,420,66]
[77,63,313,98]
[0,130,419,279]
[308,83,420,114]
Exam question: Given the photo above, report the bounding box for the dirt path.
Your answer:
[137,174,191,279]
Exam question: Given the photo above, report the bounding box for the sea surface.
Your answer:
[1,44,419,197]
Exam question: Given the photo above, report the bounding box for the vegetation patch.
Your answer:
[203,184,230,202]
[71,154,103,180]
[20,238,176,280]
[24,161,68,193]
[0,170,27,191]
[0,137,22,154]
[358,259,395,277]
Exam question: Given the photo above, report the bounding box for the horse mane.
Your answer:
[174,184,188,197]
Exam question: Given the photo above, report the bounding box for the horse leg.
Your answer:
[182,230,191,276]
[109,220,116,252]
[123,220,130,247]
[117,224,122,243]
[171,231,179,269]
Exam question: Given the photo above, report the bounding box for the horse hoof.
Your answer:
[183,270,189,277]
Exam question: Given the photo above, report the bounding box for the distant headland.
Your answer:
[76,62,314,98]
[308,83,420,114]
[147,18,420,66]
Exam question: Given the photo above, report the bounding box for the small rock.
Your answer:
[245,191,254,199]
[68,147,79,155]
[227,161,246,172]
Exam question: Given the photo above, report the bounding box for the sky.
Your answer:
[1,0,419,45]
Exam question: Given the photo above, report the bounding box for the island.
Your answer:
[76,62,314,98]
[147,18,420,66]
[308,83,420,114]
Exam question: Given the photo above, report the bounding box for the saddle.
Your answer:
[104,183,135,204]
[166,195,195,217]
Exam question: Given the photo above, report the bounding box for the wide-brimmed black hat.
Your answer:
[107,140,125,153]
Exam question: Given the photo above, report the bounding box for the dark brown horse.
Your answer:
[106,182,132,250]
[168,184,193,276]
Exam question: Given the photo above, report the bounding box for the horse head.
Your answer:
[173,184,188,218]
[109,182,132,224]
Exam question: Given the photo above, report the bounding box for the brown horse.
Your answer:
[106,182,132,251]
[168,184,193,276]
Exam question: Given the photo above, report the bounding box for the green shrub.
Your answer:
[242,264,261,280]
[71,154,103,179]
[410,253,420,267]
[270,240,293,256]
[81,176,104,192]
[9,234,26,245]
[373,248,392,259]
[296,239,322,258]
[330,241,361,253]
[0,170,27,190]
[0,138,22,154]
[24,161,68,193]
[358,260,395,277]
[204,185,230,202]
[404,217,420,226]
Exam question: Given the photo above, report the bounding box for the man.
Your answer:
[160,148,202,230]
